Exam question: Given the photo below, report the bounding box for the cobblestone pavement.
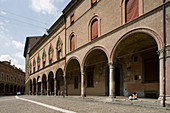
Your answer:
[0,95,169,113]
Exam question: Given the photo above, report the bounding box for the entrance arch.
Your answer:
[56,68,64,95]
[33,78,36,95]
[14,85,17,94]
[66,58,81,96]
[0,83,4,94]
[48,71,54,95]
[29,80,32,95]
[42,74,47,95]
[10,85,13,94]
[37,76,41,95]
[5,84,9,94]
[111,31,160,98]
[83,48,109,96]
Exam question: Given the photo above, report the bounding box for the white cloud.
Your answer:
[0,54,25,71]
[30,0,58,16]
[0,11,6,15]
[12,40,24,50]
[12,52,24,60]
[0,54,18,65]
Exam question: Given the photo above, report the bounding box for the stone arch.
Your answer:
[55,68,64,95]
[88,15,101,41]
[82,46,110,68]
[37,76,41,95]
[82,46,110,96]
[42,74,47,95]
[65,56,81,72]
[48,71,54,95]
[65,56,81,96]
[110,28,163,61]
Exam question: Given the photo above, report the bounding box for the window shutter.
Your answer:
[70,35,75,51]
[50,52,53,60]
[91,19,98,40]
[43,57,45,62]
[38,62,40,66]
[71,14,74,24]
[92,0,97,4]
[125,0,139,22]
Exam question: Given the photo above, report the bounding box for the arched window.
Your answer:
[37,54,40,70]
[33,59,36,73]
[42,49,46,68]
[48,44,53,64]
[70,34,75,51]
[91,19,98,40]
[125,0,139,22]
[91,0,97,6]
[56,36,63,60]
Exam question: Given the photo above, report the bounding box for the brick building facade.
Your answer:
[24,0,170,106]
[0,61,25,95]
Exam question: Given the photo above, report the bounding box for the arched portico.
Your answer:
[66,57,81,96]
[56,68,64,96]
[42,74,47,95]
[110,30,161,99]
[10,85,13,94]
[33,78,36,95]
[82,48,109,96]
[29,80,32,95]
[0,83,4,94]
[37,76,41,95]
[5,84,9,95]
[48,71,54,95]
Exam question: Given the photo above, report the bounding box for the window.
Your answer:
[91,0,97,6]
[58,50,62,60]
[91,19,98,40]
[56,36,63,60]
[70,14,74,25]
[49,53,53,64]
[37,55,40,70]
[33,59,36,73]
[42,49,46,68]
[15,78,16,83]
[125,0,139,22]
[38,62,40,70]
[87,67,94,87]
[7,75,8,81]
[49,44,53,64]
[1,74,3,80]
[74,76,78,89]
[70,35,75,51]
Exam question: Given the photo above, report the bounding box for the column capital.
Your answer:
[108,62,116,69]
[81,69,85,75]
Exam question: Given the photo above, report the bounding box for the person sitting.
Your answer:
[132,92,137,100]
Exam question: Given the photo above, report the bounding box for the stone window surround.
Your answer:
[121,0,144,24]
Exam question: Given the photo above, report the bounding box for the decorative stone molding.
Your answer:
[158,47,170,59]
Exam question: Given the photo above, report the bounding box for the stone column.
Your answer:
[54,78,57,96]
[47,80,49,96]
[32,84,34,95]
[63,75,67,97]
[36,83,38,95]
[81,69,86,97]
[109,63,115,98]
[159,50,164,100]
[41,82,43,95]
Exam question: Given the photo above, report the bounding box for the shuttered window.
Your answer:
[71,14,74,25]
[125,0,139,22]
[70,35,75,51]
[91,19,98,40]
[91,0,97,6]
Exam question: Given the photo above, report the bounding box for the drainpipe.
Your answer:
[162,0,166,107]
[64,15,67,97]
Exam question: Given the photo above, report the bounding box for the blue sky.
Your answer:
[0,0,71,71]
